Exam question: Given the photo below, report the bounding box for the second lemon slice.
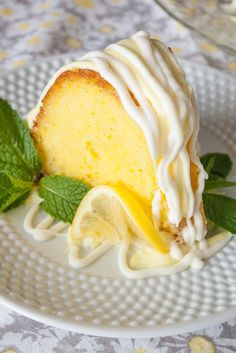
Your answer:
[70,185,169,253]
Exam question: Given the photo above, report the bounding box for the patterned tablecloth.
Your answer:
[0,0,236,352]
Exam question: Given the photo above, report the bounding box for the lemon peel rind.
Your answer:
[70,185,169,253]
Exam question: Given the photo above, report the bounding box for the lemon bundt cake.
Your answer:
[27,31,207,244]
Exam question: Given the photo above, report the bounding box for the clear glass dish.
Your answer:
[155,0,236,54]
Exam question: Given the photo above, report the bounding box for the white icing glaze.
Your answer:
[170,241,183,260]
[118,232,232,279]
[27,31,207,246]
[66,231,232,278]
[199,238,208,251]
[190,257,205,270]
[201,232,232,258]
[23,196,69,241]
[23,200,232,277]
[68,241,113,269]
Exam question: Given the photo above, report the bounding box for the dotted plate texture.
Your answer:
[0,56,236,338]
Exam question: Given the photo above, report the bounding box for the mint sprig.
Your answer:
[0,98,41,181]
[0,97,41,210]
[200,153,232,180]
[39,176,90,223]
[203,193,236,234]
[201,152,236,235]
[205,180,236,191]
[0,172,32,212]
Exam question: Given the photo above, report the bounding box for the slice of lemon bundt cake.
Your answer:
[27,31,207,243]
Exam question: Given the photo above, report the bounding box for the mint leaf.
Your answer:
[201,153,232,180]
[0,172,32,212]
[39,176,90,223]
[204,156,217,175]
[4,191,30,211]
[205,180,236,191]
[0,98,41,181]
[203,193,236,234]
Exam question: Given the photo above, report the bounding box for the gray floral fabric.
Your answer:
[0,0,236,76]
[0,0,235,352]
[0,305,236,352]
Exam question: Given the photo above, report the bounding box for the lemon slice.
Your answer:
[70,185,169,253]
[128,243,177,270]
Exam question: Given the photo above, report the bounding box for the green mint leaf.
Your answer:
[0,97,41,181]
[39,175,90,223]
[203,193,236,234]
[0,172,32,212]
[205,180,236,191]
[204,156,217,175]
[4,191,31,211]
[201,153,232,180]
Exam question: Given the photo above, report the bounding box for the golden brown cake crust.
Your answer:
[32,68,141,133]
[32,69,120,132]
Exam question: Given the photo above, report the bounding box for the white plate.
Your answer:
[0,56,236,338]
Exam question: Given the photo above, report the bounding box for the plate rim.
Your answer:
[1,294,236,338]
[0,55,236,338]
